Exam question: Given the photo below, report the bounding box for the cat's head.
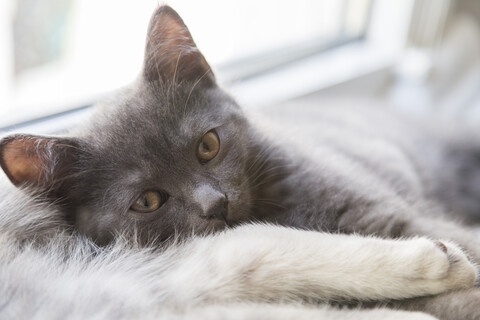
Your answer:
[0,6,262,244]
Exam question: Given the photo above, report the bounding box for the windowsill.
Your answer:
[2,0,415,134]
[0,40,399,135]
[227,41,398,110]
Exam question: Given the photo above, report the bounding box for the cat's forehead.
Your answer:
[87,80,242,157]
[134,81,229,120]
[136,81,240,130]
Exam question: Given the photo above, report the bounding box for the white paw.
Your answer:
[406,238,477,293]
[437,240,477,289]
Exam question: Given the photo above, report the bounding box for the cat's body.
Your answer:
[2,5,480,319]
[252,102,480,239]
[0,176,471,320]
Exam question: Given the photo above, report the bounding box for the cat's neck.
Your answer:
[245,126,348,232]
[246,131,295,222]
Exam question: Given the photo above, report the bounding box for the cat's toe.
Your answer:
[440,240,477,289]
[412,238,476,288]
[393,238,476,297]
[433,240,447,253]
[412,239,450,280]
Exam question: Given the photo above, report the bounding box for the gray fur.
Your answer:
[0,175,448,320]
[2,5,480,319]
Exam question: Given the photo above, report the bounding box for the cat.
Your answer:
[2,5,480,319]
[0,175,471,319]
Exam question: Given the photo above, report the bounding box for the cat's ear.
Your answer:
[143,5,215,86]
[0,134,81,198]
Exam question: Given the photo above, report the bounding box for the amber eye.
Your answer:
[130,191,168,213]
[197,130,220,163]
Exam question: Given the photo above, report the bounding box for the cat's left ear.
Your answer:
[143,5,215,86]
[0,134,82,199]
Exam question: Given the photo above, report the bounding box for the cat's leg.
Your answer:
[393,219,480,320]
[337,200,480,264]
[404,214,480,264]
[160,224,475,305]
[337,203,480,319]
[160,303,437,320]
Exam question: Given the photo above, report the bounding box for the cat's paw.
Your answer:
[406,238,477,293]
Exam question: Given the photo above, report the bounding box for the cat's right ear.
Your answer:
[0,134,82,199]
[143,5,215,86]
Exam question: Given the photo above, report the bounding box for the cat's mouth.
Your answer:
[219,193,250,228]
[224,193,232,226]
[223,201,232,227]
[215,194,232,227]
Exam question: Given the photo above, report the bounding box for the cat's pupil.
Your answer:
[140,197,149,208]
[130,191,165,213]
[202,142,210,152]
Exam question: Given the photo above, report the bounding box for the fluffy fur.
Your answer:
[0,176,467,319]
[3,5,480,319]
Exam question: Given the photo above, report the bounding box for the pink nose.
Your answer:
[193,184,228,221]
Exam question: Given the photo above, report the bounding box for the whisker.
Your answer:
[250,198,286,210]
[245,144,276,175]
[170,51,182,112]
[247,164,293,190]
[183,69,211,118]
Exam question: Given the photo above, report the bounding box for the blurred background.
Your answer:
[0,0,479,133]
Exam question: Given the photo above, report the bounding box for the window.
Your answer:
[0,0,371,131]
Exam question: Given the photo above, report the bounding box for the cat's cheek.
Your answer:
[75,207,117,245]
[226,192,252,223]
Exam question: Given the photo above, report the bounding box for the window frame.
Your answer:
[0,0,416,134]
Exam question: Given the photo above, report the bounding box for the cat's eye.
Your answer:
[197,130,220,163]
[131,191,168,213]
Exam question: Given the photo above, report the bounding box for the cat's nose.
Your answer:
[202,196,228,221]
[193,184,228,221]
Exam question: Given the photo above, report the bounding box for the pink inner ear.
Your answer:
[2,139,44,186]
[147,9,198,76]
[144,6,213,83]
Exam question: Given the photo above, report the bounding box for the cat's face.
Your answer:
[0,6,258,244]
[72,80,253,243]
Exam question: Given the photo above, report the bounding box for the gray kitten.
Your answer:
[1,174,460,320]
[1,6,480,319]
